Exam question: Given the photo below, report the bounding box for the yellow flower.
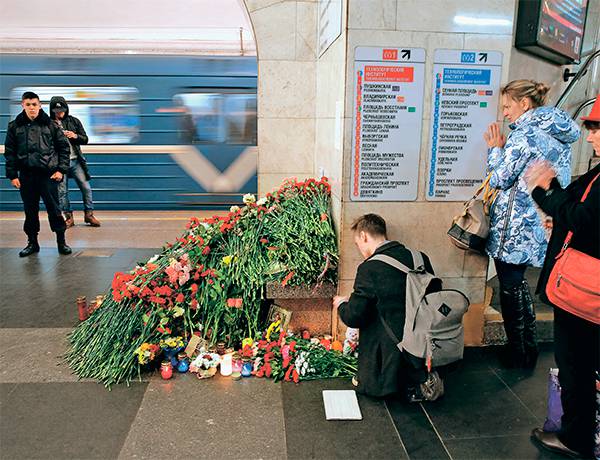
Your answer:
[222,255,233,265]
[266,320,281,341]
[241,337,253,348]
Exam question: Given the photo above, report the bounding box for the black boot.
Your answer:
[19,235,40,257]
[498,285,527,368]
[56,231,72,255]
[520,281,538,368]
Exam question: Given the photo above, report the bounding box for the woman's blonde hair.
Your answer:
[501,79,550,108]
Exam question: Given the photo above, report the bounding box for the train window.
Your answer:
[174,93,224,143]
[174,92,256,145]
[224,94,257,145]
[9,86,140,144]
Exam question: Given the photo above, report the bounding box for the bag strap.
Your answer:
[379,315,403,351]
[556,172,600,259]
[369,250,423,351]
[470,174,498,213]
[370,253,413,274]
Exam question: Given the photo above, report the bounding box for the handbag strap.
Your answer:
[556,172,600,259]
[471,174,498,212]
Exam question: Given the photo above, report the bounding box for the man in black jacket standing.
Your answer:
[4,91,72,256]
[333,214,443,400]
[50,96,101,228]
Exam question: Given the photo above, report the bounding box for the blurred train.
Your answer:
[0,54,258,210]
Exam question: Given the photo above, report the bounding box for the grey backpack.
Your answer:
[371,249,470,370]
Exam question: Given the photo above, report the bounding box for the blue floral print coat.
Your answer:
[486,106,580,267]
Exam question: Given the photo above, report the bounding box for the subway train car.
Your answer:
[0,54,258,210]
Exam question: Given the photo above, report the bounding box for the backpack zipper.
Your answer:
[498,185,517,253]
[556,274,600,295]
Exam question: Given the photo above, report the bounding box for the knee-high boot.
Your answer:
[520,280,538,368]
[499,285,527,367]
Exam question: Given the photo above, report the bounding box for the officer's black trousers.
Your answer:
[19,170,66,236]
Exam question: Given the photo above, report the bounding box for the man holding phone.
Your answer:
[4,91,72,256]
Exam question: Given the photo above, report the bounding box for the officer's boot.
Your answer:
[56,231,72,255]
[19,234,40,257]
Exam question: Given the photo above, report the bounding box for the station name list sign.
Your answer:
[427,49,502,201]
[350,47,426,201]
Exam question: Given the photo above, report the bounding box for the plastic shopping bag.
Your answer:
[543,368,563,432]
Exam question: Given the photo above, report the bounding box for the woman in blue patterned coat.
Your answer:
[483,80,580,368]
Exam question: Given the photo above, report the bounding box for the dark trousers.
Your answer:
[19,170,66,236]
[494,259,527,289]
[554,307,599,456]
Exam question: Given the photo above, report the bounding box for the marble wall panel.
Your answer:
[296,1,318,60]
[244,0,285,13]
[396,0,515,35]
[348,0,397,30]
[250,1,297,60]
[258,118,315,173]
[258,60,317,118]
[339,202,470,280]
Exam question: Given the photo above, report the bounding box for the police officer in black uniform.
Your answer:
[4,91,72,256]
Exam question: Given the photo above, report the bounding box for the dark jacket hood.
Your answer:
[15,109,52,127]
[50,96,69,118]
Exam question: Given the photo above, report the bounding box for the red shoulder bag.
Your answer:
[546,172,600,324]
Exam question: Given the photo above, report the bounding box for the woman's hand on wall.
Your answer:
[484,123,506,149]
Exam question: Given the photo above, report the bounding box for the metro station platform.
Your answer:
[0,212,560,459]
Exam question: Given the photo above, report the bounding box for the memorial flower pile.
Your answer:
[251,331,358,382]
[66,177,338,386]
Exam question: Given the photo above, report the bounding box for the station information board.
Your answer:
[350,47,426,201]
[426,49,502,201]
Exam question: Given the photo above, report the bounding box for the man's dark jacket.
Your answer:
[49,96,91,180]
[338,241,434,398]
[532,163,600,303]
[4,109,70,180]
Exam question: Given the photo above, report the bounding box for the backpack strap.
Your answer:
[409,249,425,271]
[370,254,413,273]
[379,315,403,351]
[369,251,424,351]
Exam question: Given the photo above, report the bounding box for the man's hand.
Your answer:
[484,123,506,149]
[50,171,63,182]
[333,295,349,309]
[10,178,20,189]
[63,130,77,139]
[525,161,556,191]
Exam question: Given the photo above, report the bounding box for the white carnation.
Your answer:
[243,193,256,205]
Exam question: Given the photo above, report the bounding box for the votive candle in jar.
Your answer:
[220,352,233,376]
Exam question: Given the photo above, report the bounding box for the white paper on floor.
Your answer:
[322,390,362,420]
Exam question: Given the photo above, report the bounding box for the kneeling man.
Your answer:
[333,214,443,400]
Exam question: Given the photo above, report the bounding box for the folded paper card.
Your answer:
[322,390,362,420]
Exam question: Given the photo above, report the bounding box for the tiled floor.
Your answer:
[0,213,563,459]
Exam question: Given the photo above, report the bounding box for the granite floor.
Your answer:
[0,213,563,460]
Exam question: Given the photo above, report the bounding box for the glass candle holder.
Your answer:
[160,361,173,380]
[220,352,233,376]
[232,358,243,374]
